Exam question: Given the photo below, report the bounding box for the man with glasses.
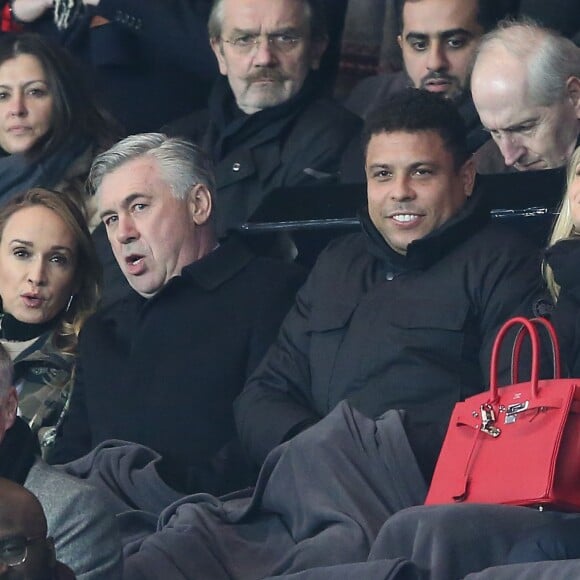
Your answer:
[165,0,361,235]
[0,478,74,579]
[0,345,121,579]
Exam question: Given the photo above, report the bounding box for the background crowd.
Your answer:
[0,0,579,579]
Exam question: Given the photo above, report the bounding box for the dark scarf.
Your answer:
[208,73,321,161]
[0,311,57,342]
[0,136,89,204]
[0,417,40,485]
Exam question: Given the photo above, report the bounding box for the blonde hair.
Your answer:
[0,189,101,361]
[544,146,580,300]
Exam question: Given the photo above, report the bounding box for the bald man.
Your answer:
[471,19,580,171]
[0,478,74,580]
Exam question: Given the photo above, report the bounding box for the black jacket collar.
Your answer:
[105,235,255,319]
[179,234,254,291]
[100,236,256,340]
[361,186,490,273]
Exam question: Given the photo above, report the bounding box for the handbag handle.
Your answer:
[490,317,543,402]
[511,317,561,383]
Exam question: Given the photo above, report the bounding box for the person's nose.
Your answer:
[8,91,27,118]
[426,42,448,72]
[28,258,48,287]
[390,176,416,202]
[115,214,139,244]
[497,135,526,167]
[252,37,277,66]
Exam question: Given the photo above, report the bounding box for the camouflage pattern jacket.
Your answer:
[14,332,73,455]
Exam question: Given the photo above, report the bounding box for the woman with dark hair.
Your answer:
[10,0,217,133]
[0,32,118,220]
[0,187,100,454]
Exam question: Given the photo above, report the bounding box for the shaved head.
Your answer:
[0,479,55,579]
[0,479,47,537]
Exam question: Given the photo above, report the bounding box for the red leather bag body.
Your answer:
[425,317,580,510]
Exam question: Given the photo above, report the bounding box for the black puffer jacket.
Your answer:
[235,190,543,480]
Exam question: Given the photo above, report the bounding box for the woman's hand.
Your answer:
[11,0,54,22]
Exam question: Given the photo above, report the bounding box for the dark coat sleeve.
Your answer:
[46,340,93,465]
[234,259,329,467]
[545,238,580,377]
[92,0,217,79]
[470,231,544,387]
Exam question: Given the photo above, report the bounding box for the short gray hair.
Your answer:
[0,344,14,399]
[475,18,580,107]
[88,133,216,201]
[207,0,327,41]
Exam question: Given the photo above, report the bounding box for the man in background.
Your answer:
[165,0,361,235]
[471,19,580,171]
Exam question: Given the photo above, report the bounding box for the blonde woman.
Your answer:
[543,145,580,376]
[0,188,100,453]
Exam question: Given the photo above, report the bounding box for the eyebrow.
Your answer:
[0,80,49,89]
[405,28,474,42]
[8,239,73,253]
[229,25,302,36]
[98,192,151,221]
[367,161,435,171]
[487,117,540,133]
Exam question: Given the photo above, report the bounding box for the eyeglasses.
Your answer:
[0,534,45,567]
[222,33,303,54]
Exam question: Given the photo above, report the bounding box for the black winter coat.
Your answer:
[544,238,580,376]
[235,192,543,480]
[50,237,305,494]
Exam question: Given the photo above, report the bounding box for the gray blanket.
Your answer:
[464,559,580,579]
[370,503,580,580]
[123,401,427,580]
[62,439,184,549]
[60,403,580,579]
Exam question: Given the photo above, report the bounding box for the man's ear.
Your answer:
[397,34,403,50]
[567,76,580,118]
[2,387,17,430]
[210,37,228,75]
[188,184,213,226]
[309,36,329,71]
[460,156,476,197]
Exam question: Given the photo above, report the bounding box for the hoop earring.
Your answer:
[65,295,75,313]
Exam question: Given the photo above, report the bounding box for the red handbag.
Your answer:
[425,316,580,510]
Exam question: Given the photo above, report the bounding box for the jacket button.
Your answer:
[385,272,395,281]
[232,162,241,172]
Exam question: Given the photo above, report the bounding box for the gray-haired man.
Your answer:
[51,133,304,495]
[165,0,361,235]
[471,19,580,170]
